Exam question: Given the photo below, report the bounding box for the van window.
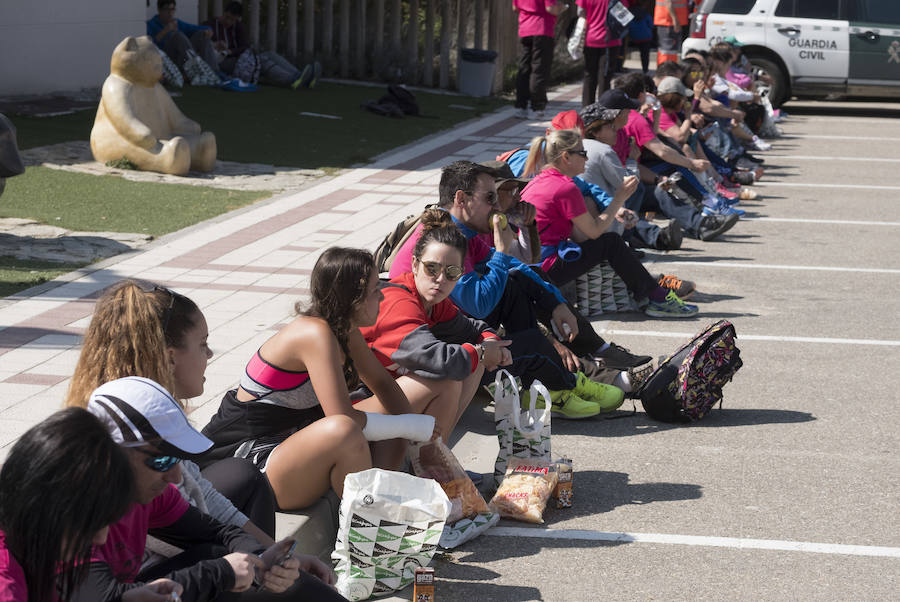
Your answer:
[796,0,839,19]
[848,0,900,25]
[774,0,841,19]
[704,0,756,15]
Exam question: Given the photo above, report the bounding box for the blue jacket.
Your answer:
[448,214,566,318]
[147,16,210,48]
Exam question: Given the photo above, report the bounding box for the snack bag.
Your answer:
[489,460,558,524]
[408,437,489,523]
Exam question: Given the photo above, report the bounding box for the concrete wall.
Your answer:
[0,0,198,96]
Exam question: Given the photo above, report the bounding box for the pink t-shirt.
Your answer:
[91,485,189,583]
[0,530,27,602]
[622,109,656,150]
[576,0,622,48]
[658,108,679,132]
[520,167,587,271]
[613,128,630,165]
[514,0,557,37]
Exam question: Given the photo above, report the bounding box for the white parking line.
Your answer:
[783,135,900,141]
[602,330,900,346]
[651,261,900,275]
[763,154,900,163]
[755,182,900,190]
[743,217,900,226]
[486,527,900,558]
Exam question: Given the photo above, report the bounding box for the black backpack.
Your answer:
[362,85,421,119]
[637,320,743,422]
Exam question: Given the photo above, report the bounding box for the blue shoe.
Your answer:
[702,200,745,217]
[645,290,699,319]
[291,64,312,89]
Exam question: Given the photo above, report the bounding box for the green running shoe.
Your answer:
[522,388,602,420]
[573,371,625,411]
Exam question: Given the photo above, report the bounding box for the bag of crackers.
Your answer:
[489,460,558,524]
[408,437,488,523]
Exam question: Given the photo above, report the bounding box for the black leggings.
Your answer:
[139,544,347,601]
[545,232,658,300]
[202,457,277,539]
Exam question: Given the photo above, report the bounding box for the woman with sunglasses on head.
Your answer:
[64,280,281,556]
[360,209,513,436]
[0,407,181,602]
[200,247,435,511]
[521,128,699,319]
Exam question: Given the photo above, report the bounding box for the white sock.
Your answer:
[612,371,632,393]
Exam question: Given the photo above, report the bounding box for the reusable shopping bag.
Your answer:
[182,49,221,86]
[492,370,552,489]
[332,469,450,600]
[157,47,184,88]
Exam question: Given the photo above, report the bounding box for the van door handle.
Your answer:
[856,30,879,42]
[777,26,800,35]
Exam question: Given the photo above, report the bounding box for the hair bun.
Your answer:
[420,207,453,231]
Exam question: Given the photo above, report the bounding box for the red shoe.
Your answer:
[715,183,739,200]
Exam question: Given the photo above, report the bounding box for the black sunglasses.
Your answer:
[421,261,463,281]
[133,447,182,472]
[568,149,588,158]
[134,280,177,335]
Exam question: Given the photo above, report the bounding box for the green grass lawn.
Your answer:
[0,257,87,298]
[2,167,267,236]
[11,82,508,168]
[1,82,506,297]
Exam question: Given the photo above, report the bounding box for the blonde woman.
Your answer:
[521,128,699,318]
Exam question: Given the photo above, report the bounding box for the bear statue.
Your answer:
[90,35,216,176]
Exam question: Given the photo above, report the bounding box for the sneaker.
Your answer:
[657,273,695,299]
[719,177,740,189]
[593,343,652,370]
[728,171,755,186]
[739,188,759,201]
[514,107,528,119]
[572,372,626,411]
[532,109,546,119]
[715,183,739,200]
[626,362,655,397]
[655,219,683,250]
[742,153,765,164]
[645,290,699,318]
[751,137,772,151]
[697,213,739,241]
[291,64,312,89]
[702,200,744,217]
[523,388,602,419]
[305,61,322,88]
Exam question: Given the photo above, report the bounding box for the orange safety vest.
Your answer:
[654,0,689,27]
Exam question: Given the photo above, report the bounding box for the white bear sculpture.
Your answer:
[90,36,216,176]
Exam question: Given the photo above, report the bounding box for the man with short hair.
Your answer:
[75,376,342,601]
[148,0,220,76]
[390,161,655,410]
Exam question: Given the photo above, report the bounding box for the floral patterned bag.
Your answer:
[637,320,742,422]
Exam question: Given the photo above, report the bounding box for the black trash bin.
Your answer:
[458,48,498,97]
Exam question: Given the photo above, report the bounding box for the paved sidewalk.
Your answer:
[0,83,581,458]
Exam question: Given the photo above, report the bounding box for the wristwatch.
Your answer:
[476,344,486,363]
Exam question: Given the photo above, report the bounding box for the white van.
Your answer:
[682,0,900,106]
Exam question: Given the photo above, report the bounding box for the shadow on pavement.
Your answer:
[782,103,900,118]
[0,325,84,351]
[553,470,703,517]
[552,407,815,438]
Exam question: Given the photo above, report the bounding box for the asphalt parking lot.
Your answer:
[439,99,900,601]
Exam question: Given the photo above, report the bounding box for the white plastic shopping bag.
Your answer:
[492,370,552,488]
[332,468,451,601]
[567,16,586,60]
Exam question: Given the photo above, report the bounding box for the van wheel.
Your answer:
[748,57,787,108]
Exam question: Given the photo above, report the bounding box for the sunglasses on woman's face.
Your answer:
[421,261,463,281]
[568,149,588,158]
[134,447,182,472]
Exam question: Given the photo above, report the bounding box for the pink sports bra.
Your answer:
[239,350,319,410]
